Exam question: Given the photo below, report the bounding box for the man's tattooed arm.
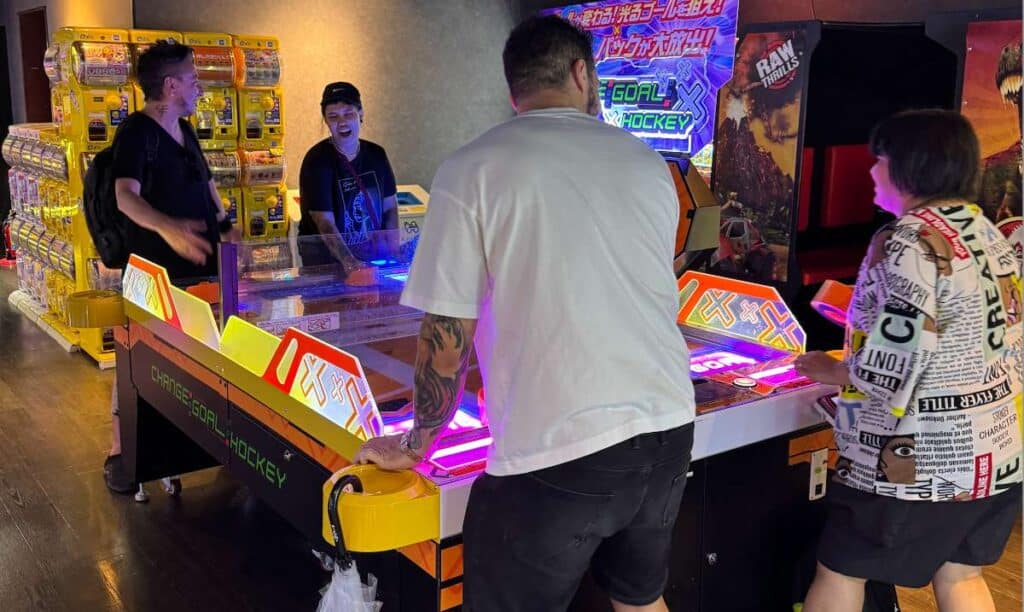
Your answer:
[406,313,477,455]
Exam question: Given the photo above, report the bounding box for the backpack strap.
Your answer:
[144,129,159,163]
[109,115,159,201]
[140,130,159,200]
[179,119,220,217]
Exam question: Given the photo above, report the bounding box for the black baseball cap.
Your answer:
[320,81,362,112]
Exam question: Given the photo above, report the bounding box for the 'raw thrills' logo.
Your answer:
[755,39,800,90]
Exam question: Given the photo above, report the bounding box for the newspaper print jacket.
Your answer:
[835,202,1023,501]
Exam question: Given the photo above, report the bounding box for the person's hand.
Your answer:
[221,225,242,244]
[372,229,401,261]
[341,254,368,277]
[354,433,419,471]
[794,351,850,385]
[159,218,213,265]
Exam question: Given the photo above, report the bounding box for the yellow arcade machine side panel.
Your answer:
[128,30,184,110]
[182,32,239,150]
[396,184,429,253]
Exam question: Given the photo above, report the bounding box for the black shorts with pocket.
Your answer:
[818,482,1022,588]
[461,423,694,611]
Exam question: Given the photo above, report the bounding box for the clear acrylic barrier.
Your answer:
[220,230,421,347]
[219,231,492,477]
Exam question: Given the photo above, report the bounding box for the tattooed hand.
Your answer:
[355,433,418,471]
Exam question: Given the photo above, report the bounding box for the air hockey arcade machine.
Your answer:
[113,162,836,611]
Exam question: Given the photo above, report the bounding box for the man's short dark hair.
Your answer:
[136,41,194,102]
[502,15,595,102]
[869,109,981,202]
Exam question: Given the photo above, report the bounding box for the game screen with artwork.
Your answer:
[541,0,739,179]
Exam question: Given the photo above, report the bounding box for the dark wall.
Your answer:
[0,26,12,224]
[803,25,958,148]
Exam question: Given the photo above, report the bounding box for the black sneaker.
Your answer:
[103,454,136,494]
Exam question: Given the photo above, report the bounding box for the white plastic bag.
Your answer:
[316,565,382,612]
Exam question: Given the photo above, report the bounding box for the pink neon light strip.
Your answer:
[430,437,493,461]
[749,365,795,380]
[381,411,484,436]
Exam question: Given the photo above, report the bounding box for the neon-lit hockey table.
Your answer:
[116,237,835,611]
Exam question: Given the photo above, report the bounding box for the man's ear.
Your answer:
[570,58,589,93]
[164,74,177,99]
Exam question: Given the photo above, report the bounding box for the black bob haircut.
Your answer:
[869,109,981,202]
[502,15,595,102]
[136,41,194,102]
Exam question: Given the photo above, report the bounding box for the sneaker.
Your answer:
[103,454,137,494]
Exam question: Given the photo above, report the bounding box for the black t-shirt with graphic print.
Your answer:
[298,138,397,261]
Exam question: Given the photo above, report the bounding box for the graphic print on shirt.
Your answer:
[338,172,381,250]
[835,205,1024,501]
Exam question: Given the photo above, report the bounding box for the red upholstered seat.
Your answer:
[798,245,865,285]
[797,147,814,232]
[820,144,876,227]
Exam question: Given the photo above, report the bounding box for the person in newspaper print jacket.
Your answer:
[795,110,1022,612]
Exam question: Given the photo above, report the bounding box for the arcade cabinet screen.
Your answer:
[542,0,739,168]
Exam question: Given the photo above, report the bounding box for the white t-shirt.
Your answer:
[401,107,695,476]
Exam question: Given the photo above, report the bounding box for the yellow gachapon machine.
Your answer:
[233,35,286,239]
[5,27,134,366]
[205,150,243,227]
[233,35,284,150]
[6,26,290,363]
[239,149,287,239]
[50,27,134,153]
[183,32,239,151]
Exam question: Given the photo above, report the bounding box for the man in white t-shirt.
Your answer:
[356,15,695,612]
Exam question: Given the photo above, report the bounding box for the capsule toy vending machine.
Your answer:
[234,35,287,239]
[234,35,283,149]
[239,149,287,239]
[182,32,239,151]
[51,27,132,366]
[51,28,133,153]
[205,150,243,227]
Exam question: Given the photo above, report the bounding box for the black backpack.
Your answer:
[82,124,158,269]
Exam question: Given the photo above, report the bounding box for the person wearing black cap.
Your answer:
[298,82,399,272]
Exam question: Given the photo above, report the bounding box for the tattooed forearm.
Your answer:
[412,314,476,444]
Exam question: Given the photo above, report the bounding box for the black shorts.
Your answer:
[461,423,694,611]
[818,482,1022,588]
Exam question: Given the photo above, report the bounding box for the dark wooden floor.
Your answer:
[896,518,1021,611]
[0,270,325,611]
[0,267,1020,611]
